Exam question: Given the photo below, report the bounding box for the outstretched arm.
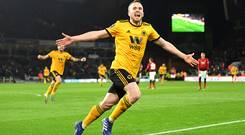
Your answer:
[56,30,110,46]
[154,37,198,67]
[70,56,86,62]
[37,54,49,60]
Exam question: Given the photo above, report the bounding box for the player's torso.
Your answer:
[114,22,150,57]
[198,58,208,68]
[50,51,69,74]
[44,69,49,76]
[98,66,106,74]
[112,21,153,77]
[148,62,156,71]
[231,67,238,74]
[159,66,166,74]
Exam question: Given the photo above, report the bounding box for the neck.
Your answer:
[130,18,142,26]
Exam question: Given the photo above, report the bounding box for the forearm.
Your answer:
[70,57,86,62]
[72,30,108,42]
[38,55,49,60]
[160,39,186,60]
[72,57,80,62]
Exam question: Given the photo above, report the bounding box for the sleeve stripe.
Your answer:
[105,28,112,38]
[151,36,160,42]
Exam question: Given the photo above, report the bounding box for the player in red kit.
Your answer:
[198,52,209,90]
[146,58,157,89]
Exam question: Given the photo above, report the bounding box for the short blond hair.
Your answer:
[128,0,142,9]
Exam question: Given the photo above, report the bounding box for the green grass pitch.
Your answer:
[172,18,205,32]
[0,81,245,135]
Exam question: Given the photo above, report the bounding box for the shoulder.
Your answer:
[49,50,56,55]
[65,52,71,56]
[113,20,129,26]
[117,19,129,23]
[142,22,151,26]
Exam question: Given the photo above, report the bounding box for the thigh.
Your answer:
[50,71,62,82]
[100,92,120,106]
[149,72,156,80]
[201,71,207,78]
[108,69,136,98]
[124,82,140,97]
[108,84,126,99]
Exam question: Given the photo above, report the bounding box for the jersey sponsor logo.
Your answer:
[129,36,142,51]
[129,45,141,51]
[58,57,64,62]
[129,36,142,44]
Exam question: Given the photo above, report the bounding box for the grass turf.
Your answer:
[172,18,204,32]
[0,81,245,135]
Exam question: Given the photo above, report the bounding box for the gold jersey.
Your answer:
[43,68,50,76]
[48,50,71,75]
[106,20,160,78]
[158,66,167,75]
[98,65,107,76]
[231,66,238,75]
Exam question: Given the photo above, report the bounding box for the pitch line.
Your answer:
[145,119,245,135]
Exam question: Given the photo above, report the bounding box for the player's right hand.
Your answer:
[56,33,74,46]
[37,55,41,59]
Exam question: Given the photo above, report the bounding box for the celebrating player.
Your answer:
[146,58,157,89]
[56,0,198,134]
[37,45,86,103]
[198,52,209,90]
[98,64,107,86]
[158,63,167,84]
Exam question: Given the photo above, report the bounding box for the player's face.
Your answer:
[128,2,144,23]
[58,45,65,51]
[201,53,205,58]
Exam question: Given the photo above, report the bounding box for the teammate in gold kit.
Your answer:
[43,66,50,84]
[230,65,238,83]
[37,45,86,103]
[158,63,167,84]
[56,0,198,134]
[98,64,107,86]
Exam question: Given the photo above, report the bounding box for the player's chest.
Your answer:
[54,54,67,63]
[119,27,149,42]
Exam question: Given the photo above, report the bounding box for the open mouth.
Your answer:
[134,14,141,18]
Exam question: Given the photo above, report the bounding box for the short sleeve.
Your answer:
[66,52,72,60]
[105,21,120,37]
[48,51,55,58]
[148,25,160,42]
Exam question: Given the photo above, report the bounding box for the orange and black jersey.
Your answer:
[48,50,72,75]
[105,20,160,78]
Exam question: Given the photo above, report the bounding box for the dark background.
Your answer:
[0,0,244,80]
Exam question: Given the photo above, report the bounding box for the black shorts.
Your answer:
[50,71,62,81]
[108,69,136,99]
[99,74,106,78]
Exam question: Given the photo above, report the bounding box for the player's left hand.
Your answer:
[184,53,198,67]
[81,57,86,62]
